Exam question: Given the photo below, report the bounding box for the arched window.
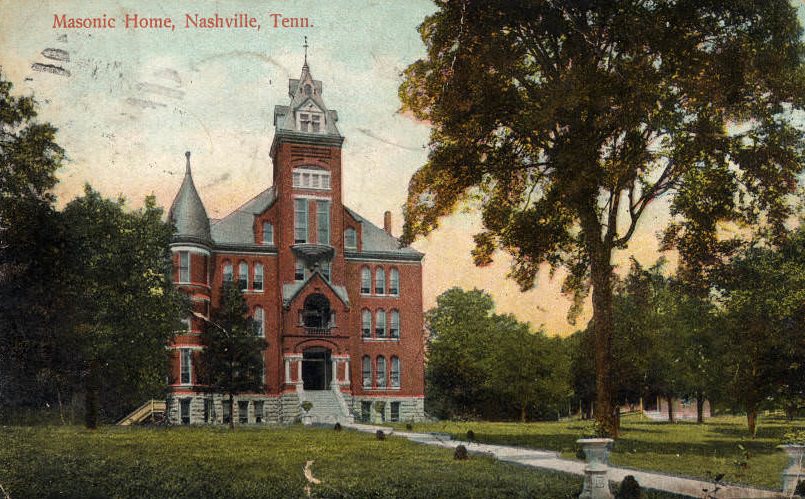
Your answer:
[223,262,233,284]
[389,268,400,296]
[361,309,372,338]
[391,356,400,388]
[375,309,386,337]
[344,228,357,249]
[253,263,264,291]
[376,356,387,388]
[238,261,248,291]
[253,307,264,337]
[360,267,371,294]
[390,310,400,339]
[362,355,371,388]
[375,268,386,295]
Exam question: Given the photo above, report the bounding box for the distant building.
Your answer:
[165,57,425,425]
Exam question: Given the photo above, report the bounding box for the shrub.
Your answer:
[301,401,313,413]
[454,445,469,460]
[795,480,805,496]
[405,423,413,431]
[466,430,475,442]
[334,423,342,431]
[376,430,385,440]
[616,475,643,499]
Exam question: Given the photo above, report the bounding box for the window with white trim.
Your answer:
[253,263,264,291]
[292,168,331,190]
[361,309,371,338]
[321,260,331,281]
[295,260,306,281]
[298,112,323,133]
[360,267,371,294]
[180,348,192,385]
[294,198,308,243]
[344,228,357,249]
[375,268,385,295]
[390,401,400,422]
[238,261,248,291]
[375,309,386,338]
[223,262,233,284]
[253,307,264,337]
[389,268,400,296]
[376,356,387,388]
[362,355,371,388]
[316,200,330,245]
[262,222,274,245]
[178,251,190,283]
[391,356,401,388]
[180,398,191,425]
[390,310,400,339]
[254,400,264,424]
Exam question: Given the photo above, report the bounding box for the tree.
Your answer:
[61,186,185,428]
[399,1,805,436]
[714,228,805,435]
[199,283,266,429]
[425,287,569,421]
[0,71,67,417]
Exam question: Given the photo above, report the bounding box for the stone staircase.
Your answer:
[302,390,353,424]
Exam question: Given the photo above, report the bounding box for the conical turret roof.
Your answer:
[169,151,211,244]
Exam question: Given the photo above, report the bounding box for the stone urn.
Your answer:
[778,444,804,494]
[577,438,614,499]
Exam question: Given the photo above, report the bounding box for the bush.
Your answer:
[334,422,342,431]
[376,430,385,440]
[466,430,475,441]
[795,480,805,496]
[616,475,643,499]
[301,401,313,413]
[405,423,413,431]
[454,444,469,460]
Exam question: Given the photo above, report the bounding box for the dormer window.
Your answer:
[299,112,322,133]
[304,84,312,96]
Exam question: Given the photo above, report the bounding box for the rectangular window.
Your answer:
[262,222,274,245]
[295,260,305,281]
[238,400,249,424]
[316,200,330,245]
[293,171,302,187]
[203,398,213,423]
[321,261,331,281]
[222,402,231,424]
[294,198,308,243]
[178,251,190,283]
[253,264,264,291]
[389,269,400,296]
[180,398,191,425]
[390,402,400,422]
[180,349,192,385]
[344,229,357,249]
[361,401,372,423]
[311,114,321,133]
[300,113,310,132]
[254,401,264,424]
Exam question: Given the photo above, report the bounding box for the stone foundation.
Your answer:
[350,396,425,423]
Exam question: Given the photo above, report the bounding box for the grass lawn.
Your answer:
[0,424,684,499]
[386,414,802,491]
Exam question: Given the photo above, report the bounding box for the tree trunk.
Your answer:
[696,394,704,424]
[785,404,797,421]
[229,393,235,430]
[520,404,527,423]
[746,406,757,437]
[84,361,100,429]
[589,246,617,438]
[666,395,674,423]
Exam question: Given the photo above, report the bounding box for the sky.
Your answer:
[2,0,804,335]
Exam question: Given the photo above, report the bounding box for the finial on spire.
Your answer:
[303,36,309,68]
[185,151,191,174]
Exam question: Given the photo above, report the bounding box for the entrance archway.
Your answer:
[302,347,332,390]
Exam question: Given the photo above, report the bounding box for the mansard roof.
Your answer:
[273,62,341,137]
[210,186,276,245]
[169,152,211,244]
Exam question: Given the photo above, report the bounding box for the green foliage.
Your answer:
[301,401,313,413]
[400,0,805,436]
[61,185,186,426]
[199,283,267,416]
[782,428,805,445]
[425,288,570,421]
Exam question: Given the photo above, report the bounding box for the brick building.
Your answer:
[165,58,425,425]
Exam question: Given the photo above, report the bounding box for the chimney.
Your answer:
[383,211,392,235]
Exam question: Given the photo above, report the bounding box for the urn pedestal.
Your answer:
[577,438,614,499]
[778,444,804,495]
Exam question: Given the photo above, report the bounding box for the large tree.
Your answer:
[61,186,185,428]
[199,283,266,429]
[0,71,67,417]
[399,0,805,435]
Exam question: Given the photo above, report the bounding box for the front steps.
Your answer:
[302,390,353,424]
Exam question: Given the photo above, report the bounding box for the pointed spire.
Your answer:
[169,150,211,244]
[303,36,309,71]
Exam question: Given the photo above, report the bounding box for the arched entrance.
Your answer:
[302,347,332,390]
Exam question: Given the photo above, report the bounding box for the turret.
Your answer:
[169,151,211,245]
